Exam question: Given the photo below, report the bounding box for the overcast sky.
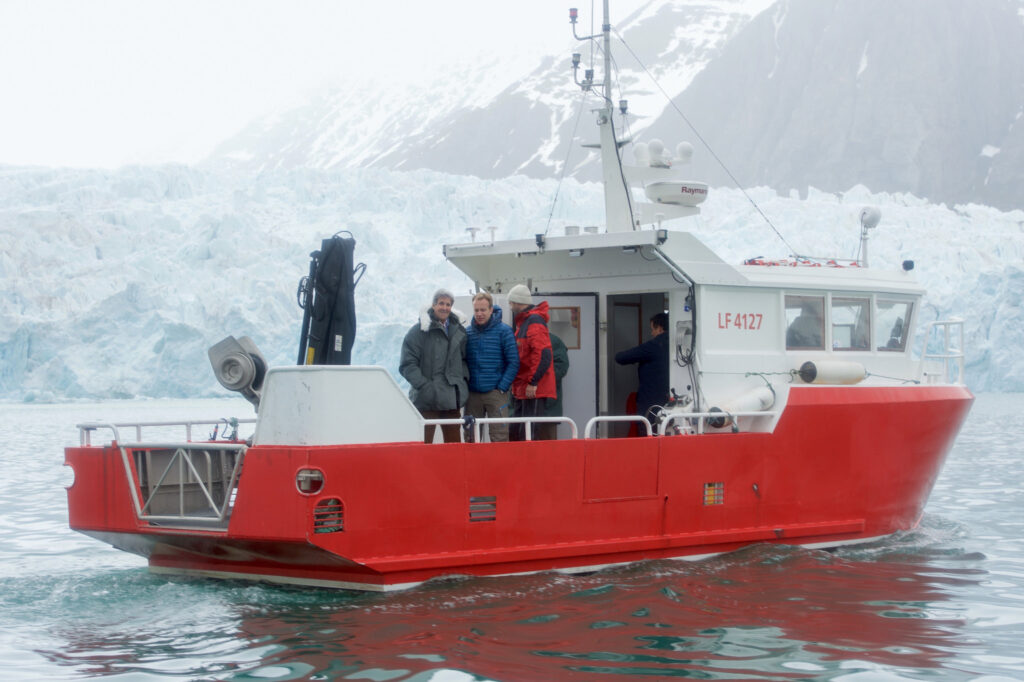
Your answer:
[0,0,648,168]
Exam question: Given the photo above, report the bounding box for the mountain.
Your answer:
[650,0,1024,210]
[206,0,775,178]
[206,0,1024,211]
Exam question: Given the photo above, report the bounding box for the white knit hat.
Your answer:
[507,284,533,304]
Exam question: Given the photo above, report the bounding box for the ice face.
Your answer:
[1,164,1021,401]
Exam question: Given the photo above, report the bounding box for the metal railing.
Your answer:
[920,318,966,385]
[77,418,256,446]
[121,442,246,526]
[425,416,579,442]
[426,411,783,441]
[584,415,652,438]
[75,419,252,528]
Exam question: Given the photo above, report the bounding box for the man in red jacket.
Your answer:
[506,284,557,440]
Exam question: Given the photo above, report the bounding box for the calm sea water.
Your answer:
[0,394,1021,681]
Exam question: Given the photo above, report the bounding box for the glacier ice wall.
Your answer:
[0,164,1021,401]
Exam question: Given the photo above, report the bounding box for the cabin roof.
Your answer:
[444,228,924,297]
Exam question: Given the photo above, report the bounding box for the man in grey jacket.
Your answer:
[399,288,469,443]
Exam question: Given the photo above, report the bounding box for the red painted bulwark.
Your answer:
[65,385,973,589]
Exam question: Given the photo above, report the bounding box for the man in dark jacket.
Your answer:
[615,311,669,432]
[399,288,469,443]
[537,332,569,440]
[466,291,519,442]
[507,284,556,440]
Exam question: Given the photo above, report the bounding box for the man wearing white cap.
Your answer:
[506,284,557,440]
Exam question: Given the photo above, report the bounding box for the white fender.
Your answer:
[797,360,866,385]
[708,386,776,428]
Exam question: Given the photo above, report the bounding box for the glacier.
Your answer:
[1,163,1022,403]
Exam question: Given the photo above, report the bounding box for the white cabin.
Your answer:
[446,226,956,438]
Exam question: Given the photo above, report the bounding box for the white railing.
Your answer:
[427,410,782,441]
[584,415,652,438]
[424,416,579,442]
[77,418,256,446]
[120,442,246,526]
[920,319,966,385]
[75,419,252,528]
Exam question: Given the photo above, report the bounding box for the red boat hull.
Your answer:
[66,385,973,590]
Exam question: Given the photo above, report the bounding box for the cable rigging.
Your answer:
[612,28,803,258]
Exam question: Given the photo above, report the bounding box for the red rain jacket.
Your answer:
[511,301,557,400]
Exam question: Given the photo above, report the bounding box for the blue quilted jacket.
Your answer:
[466,305,519,393]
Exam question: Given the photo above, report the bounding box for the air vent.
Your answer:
[313,497,344,533]
[469,495,497,522]
[703,482,724,506]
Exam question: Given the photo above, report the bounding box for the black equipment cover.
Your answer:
[296,232,365,365]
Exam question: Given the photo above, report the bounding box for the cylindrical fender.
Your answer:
[797,360,866,385]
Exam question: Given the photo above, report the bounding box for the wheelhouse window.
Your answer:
[876,300,913,351]
[831,298,870,351]
[785,295,825,350]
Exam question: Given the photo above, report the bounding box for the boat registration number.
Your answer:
[717,312,763,330]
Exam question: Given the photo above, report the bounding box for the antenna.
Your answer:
[568,2,633,232]
[858,206,881,267]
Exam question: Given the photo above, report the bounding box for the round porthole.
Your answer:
[296,468,324,495]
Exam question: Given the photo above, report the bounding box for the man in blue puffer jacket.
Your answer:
[465,291,519,442]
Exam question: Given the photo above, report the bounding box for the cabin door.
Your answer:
[607,292,668,437]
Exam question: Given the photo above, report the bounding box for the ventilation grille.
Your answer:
[313,497,344,533]
[703,482,724,506]
[469,495,497,522]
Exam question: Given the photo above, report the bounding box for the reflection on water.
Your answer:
[21,541,991,680]
[0,395,1022,680]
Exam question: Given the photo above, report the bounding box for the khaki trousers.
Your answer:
[465,389,512,442]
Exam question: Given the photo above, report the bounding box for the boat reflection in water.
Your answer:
[43,537,983,680]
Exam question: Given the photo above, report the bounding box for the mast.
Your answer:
[571,2,634,233]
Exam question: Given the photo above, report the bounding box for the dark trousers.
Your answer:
[510,398,546,441]
[420,408,462,443]
[534,421,559,441]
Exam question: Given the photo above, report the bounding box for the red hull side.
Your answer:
[66,385,973,590]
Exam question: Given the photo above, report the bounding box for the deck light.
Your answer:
[569,7,578,23]
[619,99,628,114]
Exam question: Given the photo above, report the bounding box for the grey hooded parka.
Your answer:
[399,307,469,411]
